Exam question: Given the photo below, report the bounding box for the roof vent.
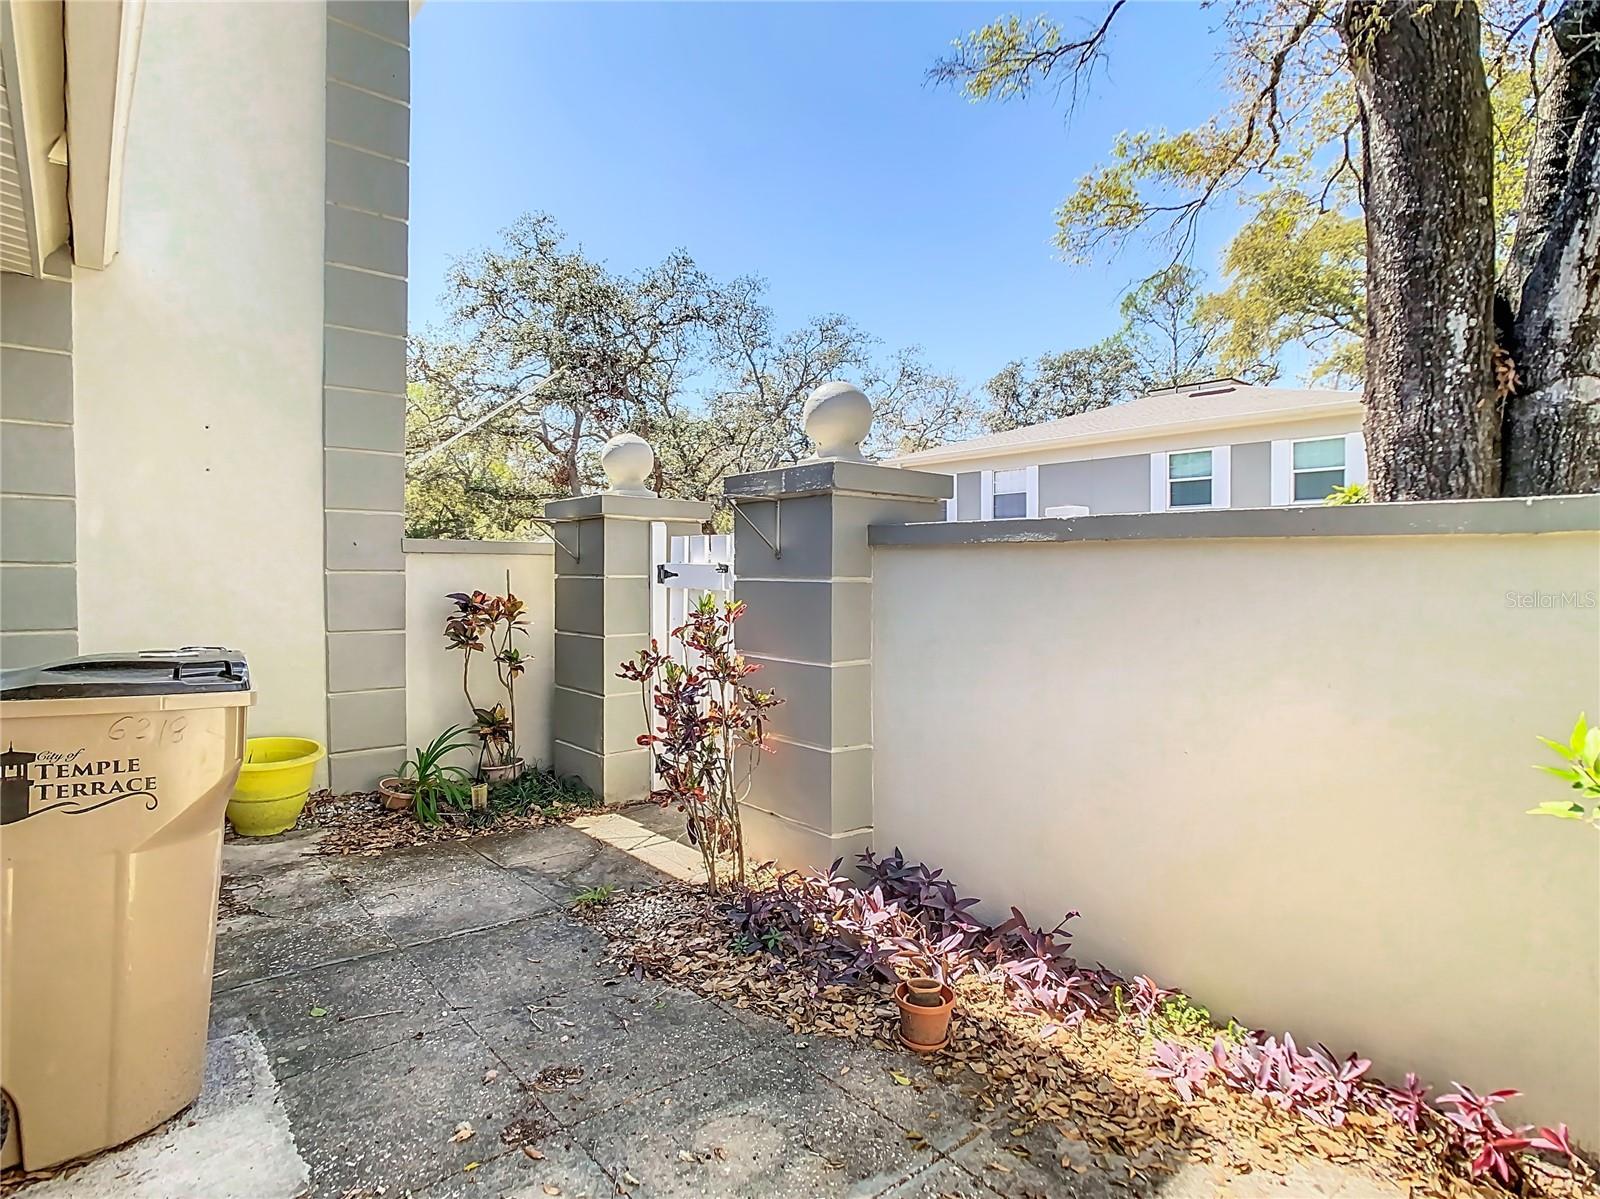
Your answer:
[1188,384,1238,397]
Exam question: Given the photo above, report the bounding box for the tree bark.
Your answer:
[1340,1,1500,499]
[1500,0,1600,495]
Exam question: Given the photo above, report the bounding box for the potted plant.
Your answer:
[378,726,476,825]
[894,975,955,1054]
[444,585,530,784]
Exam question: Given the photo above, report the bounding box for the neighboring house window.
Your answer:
[980,466,1039,519]
[1150,447,1231,511]
[992,468,1029,518]
[1291,437,1346,501]
[1270,433,1368,505]
[1167,450,1214,507]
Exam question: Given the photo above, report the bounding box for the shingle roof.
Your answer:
[890,382,1363,466]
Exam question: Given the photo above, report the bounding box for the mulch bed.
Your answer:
[584,884,1596,1199]
[228,788,598,857]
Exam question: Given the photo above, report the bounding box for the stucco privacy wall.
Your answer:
[869,499,1600,1142]
[71,2,329,747]
[0,271,74,668]
[323,0,411,792]
[404,540,556,773]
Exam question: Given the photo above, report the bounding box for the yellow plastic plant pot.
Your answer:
[226,736,325,836]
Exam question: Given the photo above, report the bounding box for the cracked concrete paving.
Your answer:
[19,806,1405,1199]
[200,811,1045,1199]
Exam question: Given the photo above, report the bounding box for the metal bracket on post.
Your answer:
[527,516,581,564]
[731,498,781,559]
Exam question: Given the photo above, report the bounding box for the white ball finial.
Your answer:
[802,381,873,462]
[600,432,655,496]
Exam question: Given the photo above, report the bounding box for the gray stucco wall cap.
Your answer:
[403,538,555,555]
[725,460,953,501]
[542,494,717,522]
[867,495,1600,547]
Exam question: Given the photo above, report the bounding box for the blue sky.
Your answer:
[409,2,1236,388]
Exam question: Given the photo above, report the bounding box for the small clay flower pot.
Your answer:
[377,777,413,812]
[895,977,954,1054]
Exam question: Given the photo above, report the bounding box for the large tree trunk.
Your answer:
[1340,1,1500,499]
[1500,0,1600,496]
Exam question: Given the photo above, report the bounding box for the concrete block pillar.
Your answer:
[547,434,713,803]
[723,383,952,870]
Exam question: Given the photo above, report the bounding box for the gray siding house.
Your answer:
[889,380,1366,520]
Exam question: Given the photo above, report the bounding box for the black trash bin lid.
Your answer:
[0,648,250,700]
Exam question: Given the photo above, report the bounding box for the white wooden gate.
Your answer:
[648,524,733,656]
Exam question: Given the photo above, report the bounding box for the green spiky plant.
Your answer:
[397,725,476,826]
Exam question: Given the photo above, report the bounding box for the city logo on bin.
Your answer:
[1,744,159,825]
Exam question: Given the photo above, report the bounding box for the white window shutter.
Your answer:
[1346,432,1368,486]
[1025,465,1040,518]
[1270,440,1292,505]
[980,470,995,520]
[1213,445,1232,508]
[1149,453,1168,513]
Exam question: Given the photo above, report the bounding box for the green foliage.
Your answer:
[1198,191,1366,385]
[1529,714,1600,829]
[1120,264,1238,390]
[983,337,1142,433]
[571,885,617,911]
[1153,994,1222,1042]
[486,767,596,816]
[397,725,477,826]
[407,215,977,538]
[933,2,1542,383]
[1323,482,1370,505]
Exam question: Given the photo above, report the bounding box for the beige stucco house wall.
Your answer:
[73,0,331,754]
[2,1,412,791]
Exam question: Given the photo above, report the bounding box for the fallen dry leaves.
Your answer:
[584,884,1596,1199]
[264,789,589,857]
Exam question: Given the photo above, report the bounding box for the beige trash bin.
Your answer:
[0,649,252,1170]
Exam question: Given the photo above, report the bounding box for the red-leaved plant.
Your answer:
[729,848,1593,1191]
[444,588,529,772]
[618,595,782,893]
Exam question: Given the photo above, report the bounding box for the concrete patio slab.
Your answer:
[878,1159,1002,1199]
[572,1039,925,1198]
[515,842,688,904]
[276,1019,545,1198]
[413,1131,616,1199]
[324,837,517,890]
[359,869,560,946]
[473,981,782,1125]
[209,949,457,1082]
[8,819,1425,1199]
[403,912,615,1013]
[212,896,399,991]
[19,1031,308,1199]
[787,1033,998,1154]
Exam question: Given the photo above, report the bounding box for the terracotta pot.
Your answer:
[480,757,525,784]
[894,977,954,1053]
[377,776,413,812]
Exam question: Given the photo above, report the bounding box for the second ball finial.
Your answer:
[802,382,873,462]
